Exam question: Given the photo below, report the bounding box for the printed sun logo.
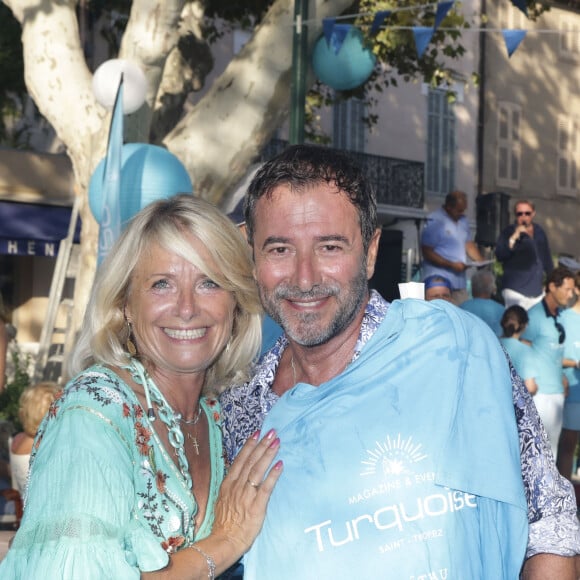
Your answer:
[361,434,427,478]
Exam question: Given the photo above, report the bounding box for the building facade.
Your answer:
[3,0,580,356]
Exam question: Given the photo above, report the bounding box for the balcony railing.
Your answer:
[260,139,425,209]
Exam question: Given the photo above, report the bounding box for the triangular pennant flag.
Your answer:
[371,10,391,35]
[502,29,526,58]
[330,24,351,55]
[413,27,434,59]
[434,1,454,30]
[98,75,124,265]
[510,0,528,17]
[323,18,336,46]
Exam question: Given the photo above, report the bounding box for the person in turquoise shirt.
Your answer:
[557,271,580,480]
[460,269,505,336]
[523,266,575,460]
[500,305,538,396]
[0,195,282,578]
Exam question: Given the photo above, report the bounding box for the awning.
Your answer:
[0,201,81,256]
[0,149,79,256]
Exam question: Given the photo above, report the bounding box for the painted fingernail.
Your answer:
[274,460,283,470]
[251,430,260,440]
[265,429,276,440]
[269,437,280,449]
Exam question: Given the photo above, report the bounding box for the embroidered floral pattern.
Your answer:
[156,470,168,494]
[28,366,225,557]
[135,422,151,455]
[161,535,185,554]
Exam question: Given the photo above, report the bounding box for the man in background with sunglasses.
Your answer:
[496,200,554,309]
[523,266,575,460]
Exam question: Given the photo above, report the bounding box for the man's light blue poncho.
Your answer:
[244,299,528,579]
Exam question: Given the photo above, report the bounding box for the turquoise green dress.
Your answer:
[0,364,224,578]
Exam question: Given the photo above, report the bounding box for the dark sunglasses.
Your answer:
[554,320,566,345]
[516,211,532,217]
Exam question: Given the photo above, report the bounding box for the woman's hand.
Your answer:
[211,429,283,556]
[144,431,282,579]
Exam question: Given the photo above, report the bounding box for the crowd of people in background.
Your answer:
[421,194,580,483]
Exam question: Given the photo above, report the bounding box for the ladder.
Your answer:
[33,196,81,384]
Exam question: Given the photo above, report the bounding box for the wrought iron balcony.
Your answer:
[260,139,425,209]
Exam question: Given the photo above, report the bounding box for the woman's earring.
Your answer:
[126,320,137,357]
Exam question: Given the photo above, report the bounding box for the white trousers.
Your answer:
[533,392,565,460]
[502,288,544,310]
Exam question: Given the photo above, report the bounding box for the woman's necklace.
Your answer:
[177,405,202,425]
[177,407,202,454]
[129,358,198,490]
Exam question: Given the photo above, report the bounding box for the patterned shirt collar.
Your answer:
[251,289,389,399]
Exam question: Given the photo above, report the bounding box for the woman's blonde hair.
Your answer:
[67,194,262,394]
[19,381,60,437]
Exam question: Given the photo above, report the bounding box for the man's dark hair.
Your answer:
[444,190,466,209]
[501,305,529,338]
[545,265,574,291]
[244,145,378,251]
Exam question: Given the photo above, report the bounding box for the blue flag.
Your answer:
[502,29,526,58]
[511,0,528,17]
[327,23,351,55]
[322,18,336,46]
[371,10,391,35]
[97,76,124,265]
[413,26,435,58]
[434,1,455,30]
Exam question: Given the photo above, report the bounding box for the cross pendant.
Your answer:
[186,432,200,455]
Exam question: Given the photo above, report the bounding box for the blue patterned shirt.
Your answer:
[220,291,580,560]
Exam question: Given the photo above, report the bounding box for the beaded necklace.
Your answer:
[129,358,194,491]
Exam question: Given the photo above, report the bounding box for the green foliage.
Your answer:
[0,3,25,141]
[0,0,551,145]
[0,348,32,433]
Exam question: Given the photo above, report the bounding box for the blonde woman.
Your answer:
[0,194,282,578]
[9,381,61,494]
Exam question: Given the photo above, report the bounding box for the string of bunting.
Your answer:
[318,0,535,60]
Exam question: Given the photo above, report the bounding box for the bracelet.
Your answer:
[190,544,216,580]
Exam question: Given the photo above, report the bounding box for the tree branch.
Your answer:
[164,0,353,204]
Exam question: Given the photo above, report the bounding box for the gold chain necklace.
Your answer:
[176,407,202,455]
[290,354,298,385]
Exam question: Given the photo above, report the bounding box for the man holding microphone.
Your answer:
[495,199,554,309]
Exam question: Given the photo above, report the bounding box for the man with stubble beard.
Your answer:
[220,146,579,579]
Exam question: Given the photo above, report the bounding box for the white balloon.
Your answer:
[92,59,148,114]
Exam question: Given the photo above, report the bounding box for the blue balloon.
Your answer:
[312,27,377,91]
[89,143,193,225]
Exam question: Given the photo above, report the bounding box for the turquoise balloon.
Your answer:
[312,27,376,91]
[89,143,193,225]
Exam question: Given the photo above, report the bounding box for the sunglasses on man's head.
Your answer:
[516,211,532,217]
[554,320,566,345]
